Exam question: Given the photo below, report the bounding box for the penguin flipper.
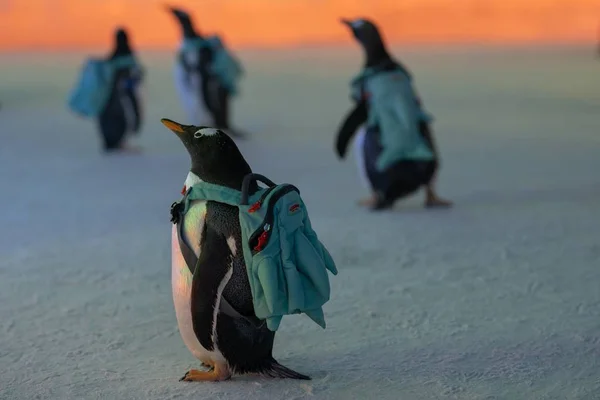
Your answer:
[335,101,368,159]
[190,223,234,352]
[180,364,231,382]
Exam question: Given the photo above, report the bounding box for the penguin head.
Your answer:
[341,18,379,42]
[115,27,129,44]
[341,18,389,65]
[161,118,253,190]
[166,5,189,20]
[111,27,132,57]
[165,5,199,38]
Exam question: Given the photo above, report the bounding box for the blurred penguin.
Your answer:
[335,18,452,210]
[166,6,245,137]
[98,28,145,153]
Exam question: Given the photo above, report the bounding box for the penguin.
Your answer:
[335,18,452,210]
[160,117,310,382]
[98,28,144,153]
[166,6,244,138]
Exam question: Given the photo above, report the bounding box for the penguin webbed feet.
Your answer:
[369,192,395,211]
[179,363,231,382]
[179,369,208,381]
[170,201,183,224]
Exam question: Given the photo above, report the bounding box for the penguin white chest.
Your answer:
[352,125,373,190]
[171,199,226,365]
[173,51,211,126]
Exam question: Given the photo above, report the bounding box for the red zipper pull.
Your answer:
[254,231,268,252]
[248,201,262,213]
[253,224,271,252]
[181,185,187,195]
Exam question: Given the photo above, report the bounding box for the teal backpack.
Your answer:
[350,68,435,171]
[170,173,338,332]
[351,65,434,124]
[67,55,138,118]
[181,36,244,95]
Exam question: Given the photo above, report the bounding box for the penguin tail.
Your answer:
[260,358,311,380]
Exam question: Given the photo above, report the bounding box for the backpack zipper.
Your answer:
[248,185,278,213]
[249,184,299,254]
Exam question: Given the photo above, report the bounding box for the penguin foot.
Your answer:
[179,364,231,382]
[357,197,376,207]
[358,192,395,211]
[119,144,143,154]
[424,197,453,209]
[367,192,395,211]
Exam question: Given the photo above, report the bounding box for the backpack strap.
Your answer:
[240,173,277,205]
[170,198,264,328]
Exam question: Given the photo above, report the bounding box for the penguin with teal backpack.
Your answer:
[161,118,337,381]
[166,6,245,138]
[67,28,144,153]
[335,18,452,210]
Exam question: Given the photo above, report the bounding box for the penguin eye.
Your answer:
[193,128,220,138]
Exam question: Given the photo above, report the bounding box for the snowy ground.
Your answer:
[1,45,600,399]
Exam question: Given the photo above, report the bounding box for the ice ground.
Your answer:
[1,45,600,399]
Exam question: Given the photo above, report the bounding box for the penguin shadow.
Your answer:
[296,332,600,397]
[359,180,599,214]
[388,202,454,214]
[449,182,600,210]
[356,197,455,214]
[288,350,406,395]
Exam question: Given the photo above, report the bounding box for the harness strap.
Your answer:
[170,200,263,328]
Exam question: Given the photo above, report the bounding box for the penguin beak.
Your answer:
[161,118,186,135]
[340,18,353,27]
[164,4,183,17]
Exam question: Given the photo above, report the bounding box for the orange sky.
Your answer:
[1,0,599,50]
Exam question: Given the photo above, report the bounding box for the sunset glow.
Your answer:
[1,0,598,50]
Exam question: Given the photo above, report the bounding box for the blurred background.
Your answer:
[1,1,600,399]
[2,0,599,49]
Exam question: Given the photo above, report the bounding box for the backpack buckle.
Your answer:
[170,201,183,224]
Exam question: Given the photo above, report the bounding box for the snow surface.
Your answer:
[1,45,599,399]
